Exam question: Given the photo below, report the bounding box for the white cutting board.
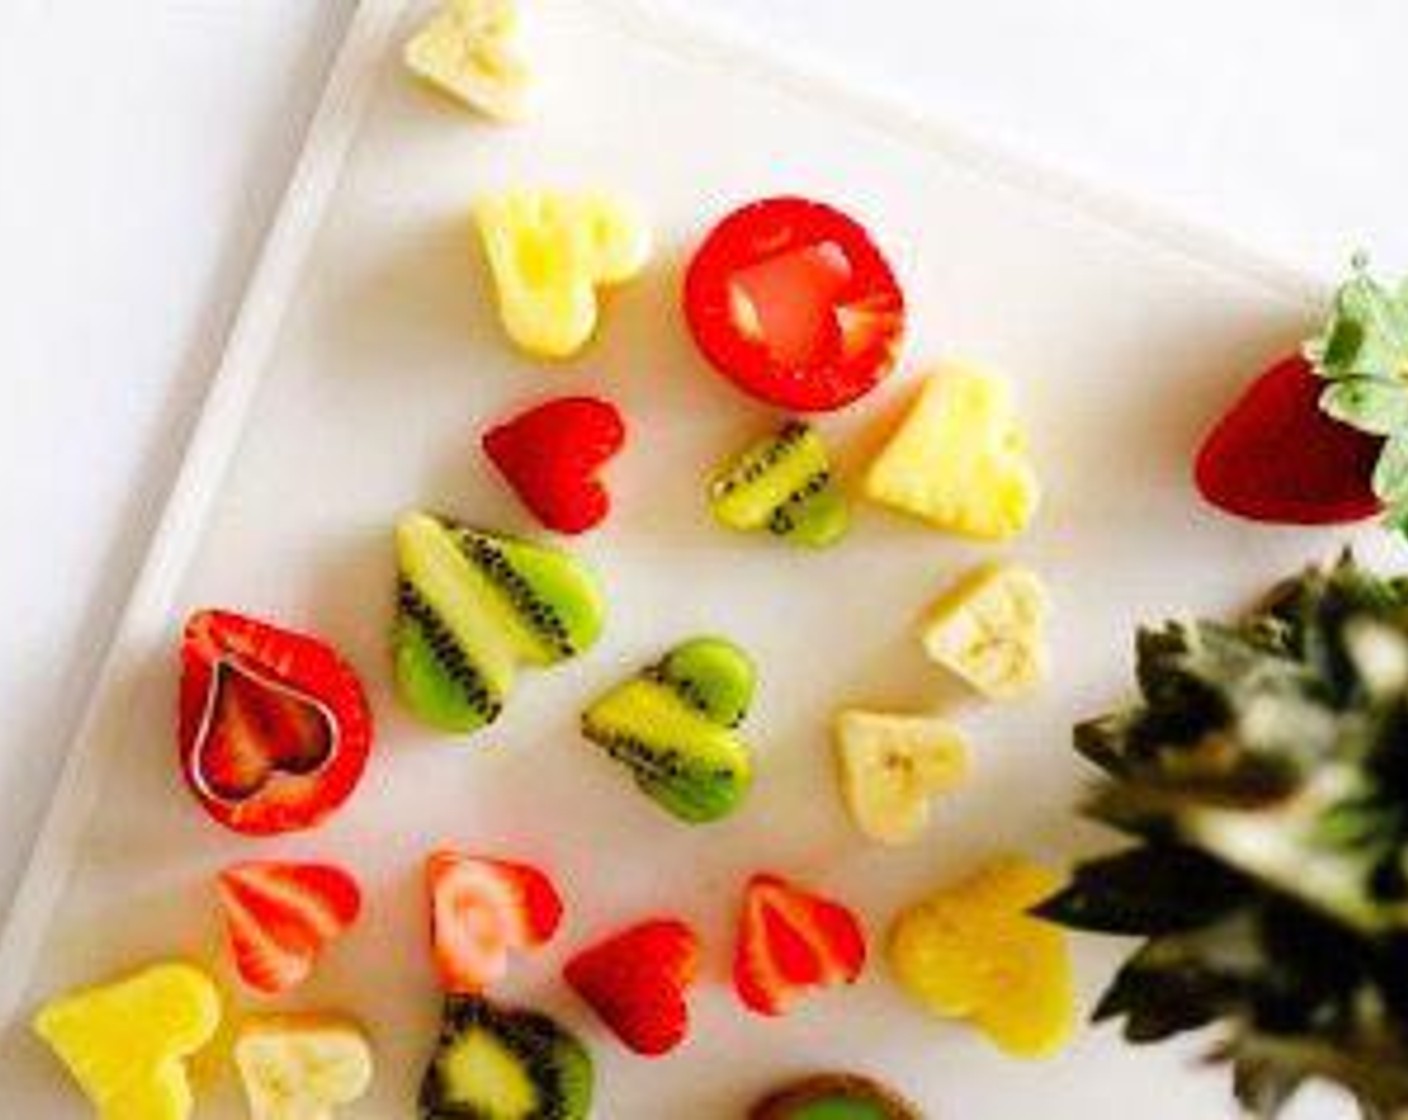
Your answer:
[0,1,1384,1115]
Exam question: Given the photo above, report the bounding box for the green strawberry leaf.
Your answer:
[1372,431,1408,505]
[1319,379,1408,436]
[1305,256,1408,384]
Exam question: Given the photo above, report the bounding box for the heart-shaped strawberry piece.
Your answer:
[482,396,626,534]
[179,610,373,836]
[1194,354,1382,524]
[564,918,699,1057]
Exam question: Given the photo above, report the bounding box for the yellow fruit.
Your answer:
[920,563,1048,700]
[235,1014,374,1120]
[404,0,529,122]
[834,710,969,845]
[888,856,1074,1059]
[475,190,651,359]
[864,363,1039,540]
[32,961,221,1120]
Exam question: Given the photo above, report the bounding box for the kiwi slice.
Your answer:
[420,996,593,1120]
[710,422,849,548]
[750,1074,923,1120]
[394,512,605,735]
[582,637,755,824]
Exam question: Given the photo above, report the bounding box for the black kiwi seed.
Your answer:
[767,469,832,536]
[398,580,503,720]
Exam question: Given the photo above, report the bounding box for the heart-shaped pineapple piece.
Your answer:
[235,1014,373,1120]
[865,362,1039,540]
[475,190,651,359]
[888,856,1074,1058]
[33,961,221,1120]
[921,563,1049,700]
[834,710,969,845]
[404,0,529,122]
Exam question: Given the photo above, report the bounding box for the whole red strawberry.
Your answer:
[1194,354,1381,524]
[564,918,698,1057]
[483,396,626,534]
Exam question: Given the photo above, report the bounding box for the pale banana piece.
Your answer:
[404,0,530,122]
[235,1014,373,1120]
[921,564,1049,700]
[835,710,970,845]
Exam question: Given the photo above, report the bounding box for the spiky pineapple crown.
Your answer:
[1040,556,1408,1119]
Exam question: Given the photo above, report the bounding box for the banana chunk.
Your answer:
[405,0,529,122]
[921,564,1049,700]
[235,1014,373,1120]
[835,710,969,845]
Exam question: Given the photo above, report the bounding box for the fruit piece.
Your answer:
[1195,354,1382,525]
[564,918,699,1057]
[235,1014,373,1120]
[482,396,626,534]
[475,189,651,359]
[919,563,1049,700]
[834,710,969,845]
[734,873,867,1016]
[889,856,1074,1059]
[1039,556,1408,1116]
[427,850,563,995]
[864,363,1039,539]
[178,610,373,836]
[420,996,593,1120]
[709,421,849,547]
[581,637,755,823]
[404,0,529,122]
[750,1073,922,1120]
[394,512,605,735]
[684,197,904,412]
[33,961,221,1120]
[217,861,362,996]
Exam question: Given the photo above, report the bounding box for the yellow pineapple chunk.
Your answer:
[921,563,1048,700]
[32,961,221,1120]
[888,856,1074,1058]
[404,0,529,122]
[475,190,651,359]
[864,363,1039,540]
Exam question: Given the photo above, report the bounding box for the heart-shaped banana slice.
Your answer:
[921,563,1049,700]
[235,1014,373,1120]
[865,362,1039,540]
[404,0,529,122]
[834,710,969,845]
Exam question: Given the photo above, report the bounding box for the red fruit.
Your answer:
[482,396,626,534]
[564,918,699,1057]
[217,861,361,995]
[427,851,564,994]
[179,610,373,836]
[684,197,904,412]
[734,873,866,1016]
[1194,354,1382,524]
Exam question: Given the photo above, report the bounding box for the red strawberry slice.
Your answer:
[482,396,626,534]
[734,873,866,1017]
[179,610,373,836]
[217,861,361,995]
[684,197,905,413]
[427,851,564,994]
[1194,354,1382,524]
[564,918,699,1057]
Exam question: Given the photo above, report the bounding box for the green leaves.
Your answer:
[1307,257,1408,526]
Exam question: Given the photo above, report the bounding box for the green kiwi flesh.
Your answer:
[749,1074,923,1120]
[710,422,849,548]
[394,512,605,734]
[420,996,593,1120]
[582,637,755,824]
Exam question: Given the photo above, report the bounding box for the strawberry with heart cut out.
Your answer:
[564,918,699,1057]
[482,396,626,534]
[179,610,373,836]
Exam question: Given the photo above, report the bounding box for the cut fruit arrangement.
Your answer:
[31,1,1402,1118]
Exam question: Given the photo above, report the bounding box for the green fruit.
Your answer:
[710,422,849,548]
[582,637,755,823]
[420,996,593,1120]
[750,1074,921,1120]
[394,512,605,735]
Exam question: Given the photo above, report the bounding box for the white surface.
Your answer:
[0,1,1386,1115]
[8,0,1408,929]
